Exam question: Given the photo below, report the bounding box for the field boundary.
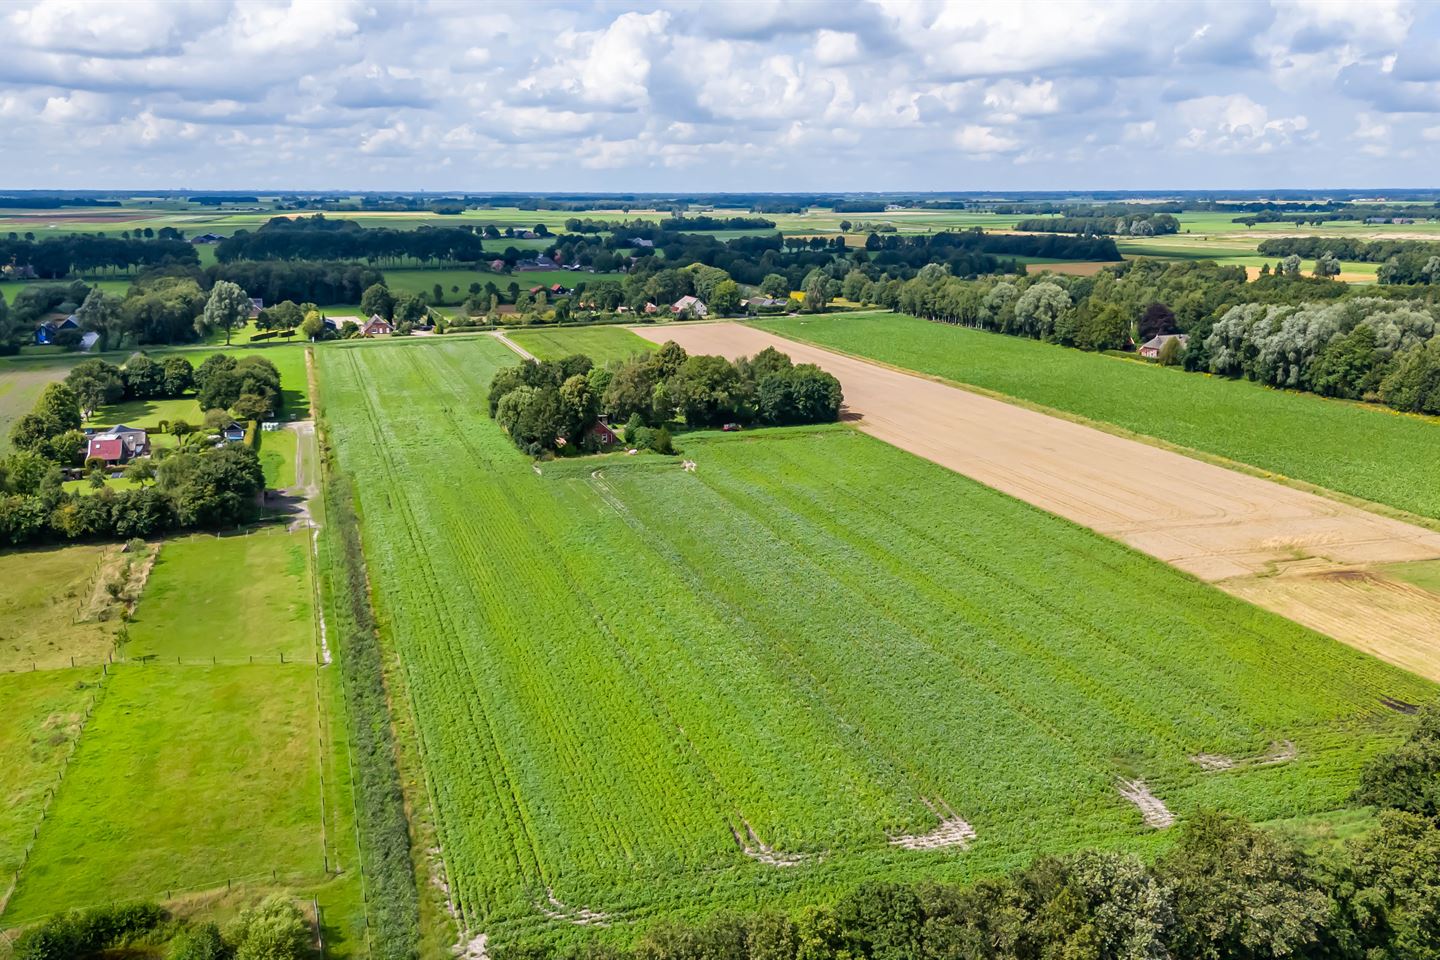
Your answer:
[741,318,1440,537]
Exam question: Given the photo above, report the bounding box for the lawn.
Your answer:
[258,424,299,489]
[1,663,324,922]
[123,530,316,663]
[0,543,132,672]
[0,668,100,886]
[752,312,1440,524]
[319,336,1429,947]
[509,325,657,363]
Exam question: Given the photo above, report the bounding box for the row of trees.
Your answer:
[0,234,198,278]
[488,343,843,454]
[880,258,1440,413]
[1258,237,1440,284]
[1014,213,1181,236]
[214,215,487,266]
[502,708,1440,960]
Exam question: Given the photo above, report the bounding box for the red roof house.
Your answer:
[87,437,124,463]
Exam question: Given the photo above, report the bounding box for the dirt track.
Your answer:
[634,323,1440,680]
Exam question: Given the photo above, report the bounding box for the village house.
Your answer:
[628,237,655,248]
[742,296,788,309]
[1138,333,1188,359]
[671,295,708,318]
[248,297,264,319]
[643,302,659,315]
[489,258,506,272]
[86,425,148,464]
[220,420,247,443]
[189,233,225,244]
[361,314,394,336]
[34,314,80,345]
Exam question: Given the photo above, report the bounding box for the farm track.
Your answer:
[635,323,1440,682]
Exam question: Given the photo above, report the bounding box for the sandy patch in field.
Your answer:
[1243,266,1374,283]
[634,323,1440,681]
[1117,780,1174,828]
[1028,261,1124,276]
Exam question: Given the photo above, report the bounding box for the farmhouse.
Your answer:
[34,315,80,345]
[643,302,660,315]
[1138,333,1188,359]
[743,296,788,309]
[585,417,620,447]
[189,233,225,244]
[361,314,394,336]
[489,258,506,272]
[629,237,655,248]
[220,421,247,443]
[248,297,264,319]
[672,295,708,318]
[87,425,148,464]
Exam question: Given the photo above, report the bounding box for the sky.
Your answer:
[2,0,1439,193]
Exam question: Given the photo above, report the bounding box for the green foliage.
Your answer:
[11,901,166,960]
[200,279,253,345]
[225,894,310,960]
[1354,706,1440,816]
[167,922,227,960]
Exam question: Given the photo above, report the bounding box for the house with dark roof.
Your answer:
[1138,333,1188,359]
[221,421,247,443]
[190,233,225,244]
[35,315,80,345]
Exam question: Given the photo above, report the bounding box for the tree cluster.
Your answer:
[208,259,383,307]
[1014,213,1180,236]
[488,343,842,455]
[11,895,312,960]
[61,353,194,415]
[0,234,198,279]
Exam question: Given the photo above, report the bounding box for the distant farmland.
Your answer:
[319,337,1430,947]
[509,325,657,363]
[753,312,1440,523]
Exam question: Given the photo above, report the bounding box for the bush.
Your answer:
[1354,705,1440,815]
[167,922,227,960]
[12,902,166,960]
[225,895,310,960]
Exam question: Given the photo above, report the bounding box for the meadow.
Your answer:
[509,325,657,363]
[0,543,132,671]
[122,530,316,663]
[753,312,1440,523]
[320,336,1430,947]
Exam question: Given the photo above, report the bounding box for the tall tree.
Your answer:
[199,280,251,345]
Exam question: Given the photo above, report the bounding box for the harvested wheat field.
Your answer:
[635,322,1440,680]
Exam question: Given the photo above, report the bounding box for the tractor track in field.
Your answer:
[636,323,1440,683]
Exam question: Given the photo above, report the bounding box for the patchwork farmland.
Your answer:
[319,336,1431,948]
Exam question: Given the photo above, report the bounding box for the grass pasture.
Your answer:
[258,424,299,489]
[0,544,132,672]
[123,530,315,663]
[508,325,657,363]
[320,337,1431,947]
[0,668,100,886]
[753,312,1440,524]
[1,663,324,923]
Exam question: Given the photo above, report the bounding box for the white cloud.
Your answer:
[954,124,1019,155]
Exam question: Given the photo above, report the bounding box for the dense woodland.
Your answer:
[213,214,487,266]
[1014,213,1180,236]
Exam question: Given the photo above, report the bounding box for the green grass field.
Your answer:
[0,668,100,886]
[1,663,324,922]
[0,544,131,672]
[753,312,1440,523]
[509,326,657,363]
[258,425,299,489]
[123,530,315,663]
[319,336,1430,947]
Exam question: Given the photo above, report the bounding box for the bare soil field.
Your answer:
[635,323,1440,681]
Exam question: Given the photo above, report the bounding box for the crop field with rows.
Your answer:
[318,337,1433,948]
[754,312,1440,522]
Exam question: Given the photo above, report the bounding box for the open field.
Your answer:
[645,323,1440,681]
[1,663,324,922]
[123,530,315,663]
[0,668,99,887]
[320,336,1430,947]
[0,544,133,671]
[0,357,77,455]
[751,312,1440,524]
[259,423,299,488]
[509,326,657,363]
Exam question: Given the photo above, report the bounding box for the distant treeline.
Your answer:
[0,235,197,278]
[188,195,261,205]
[1258,237,1440,284]
[209,260,383,306]
[1015,213,1181,236]
[0,196,122,208]
[561,215,775,235]
[865,229,1121,261]
[214,215,486,265]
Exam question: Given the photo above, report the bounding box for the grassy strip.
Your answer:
[317,441,422,960]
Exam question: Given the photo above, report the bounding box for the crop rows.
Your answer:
[317,338,1433,947]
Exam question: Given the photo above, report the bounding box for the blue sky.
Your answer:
[2,0,1438,192]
